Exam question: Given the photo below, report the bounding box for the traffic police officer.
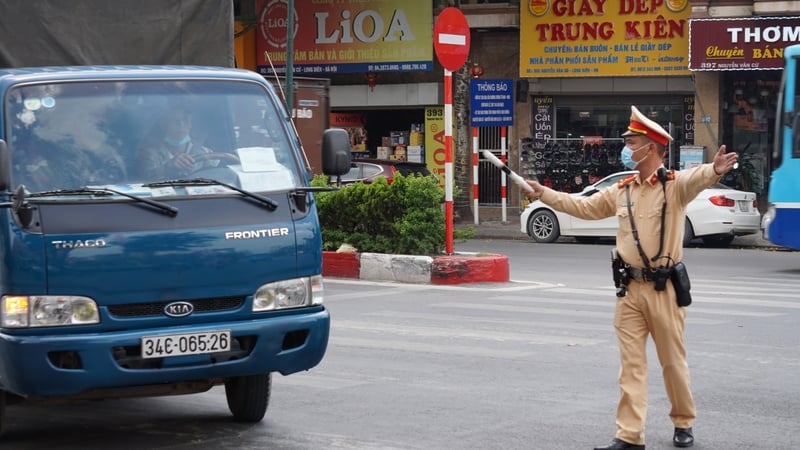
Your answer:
[524,106,739,449]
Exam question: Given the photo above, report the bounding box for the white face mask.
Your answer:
[164,134,191,147]
[620,143,650,169]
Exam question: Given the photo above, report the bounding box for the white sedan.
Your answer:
[520,170,762,247]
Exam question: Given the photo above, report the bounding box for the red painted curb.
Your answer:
[322,251,510,284]
[431,253,509,285]
[322,252,360,278]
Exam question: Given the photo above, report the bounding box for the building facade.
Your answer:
[234,0,799,215]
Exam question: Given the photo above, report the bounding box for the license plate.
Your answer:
[737,201,750,212]
[141,330,231,359]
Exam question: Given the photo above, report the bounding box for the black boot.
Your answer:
[593,438,645,450]
[673,427,694,448]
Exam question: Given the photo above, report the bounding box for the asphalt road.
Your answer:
[2,240,798,449]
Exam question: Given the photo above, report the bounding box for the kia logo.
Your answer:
[163,301,194,318]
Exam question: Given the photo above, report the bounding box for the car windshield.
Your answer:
[593,173,630,190]
[5,78,302,199]
[708,183,732,190]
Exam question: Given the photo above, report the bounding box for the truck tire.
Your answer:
[225,373,271,423]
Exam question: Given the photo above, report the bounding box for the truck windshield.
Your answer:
[4,79,302,197]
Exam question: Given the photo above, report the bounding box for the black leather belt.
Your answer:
[626,266,656,282]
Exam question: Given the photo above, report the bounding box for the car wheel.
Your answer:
[683,218,694,247]
[702,235,735,247]
[528,210,560,243]
[225,373,271,422]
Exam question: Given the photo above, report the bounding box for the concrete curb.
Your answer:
[322,251,510,284]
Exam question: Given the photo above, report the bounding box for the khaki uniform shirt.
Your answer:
[540,164,721,268]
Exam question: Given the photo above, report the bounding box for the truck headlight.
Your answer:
[1,295,99,328]
[252,275,323,312]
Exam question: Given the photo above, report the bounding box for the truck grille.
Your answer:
[107,296,245,318]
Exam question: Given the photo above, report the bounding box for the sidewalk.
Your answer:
[455,218,777,249]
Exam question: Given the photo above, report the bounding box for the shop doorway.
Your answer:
[360,109,425,157]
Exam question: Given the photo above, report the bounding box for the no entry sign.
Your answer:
[433,7,470,71]
[434,7,470,255]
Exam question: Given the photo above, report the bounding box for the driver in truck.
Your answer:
[136,105,220,179]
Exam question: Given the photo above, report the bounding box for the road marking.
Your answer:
[329,337,535,359]
[487,295,784,317]
[361,311,611,332]
[431,302,728,324]
[326,278,556,292]
[332,320,604,346]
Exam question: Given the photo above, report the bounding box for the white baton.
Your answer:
[482,150,536,193]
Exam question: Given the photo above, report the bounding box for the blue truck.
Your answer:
[0,64,350,431]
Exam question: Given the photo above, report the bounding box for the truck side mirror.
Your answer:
[321,128,351,177]
[0,140,10,192]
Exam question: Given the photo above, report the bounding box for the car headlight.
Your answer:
[1,295,99,328]
[252,275,324,312]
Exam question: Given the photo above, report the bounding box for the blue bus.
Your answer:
[763,44,800,249]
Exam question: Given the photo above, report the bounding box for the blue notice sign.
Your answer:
[470,79,513,127]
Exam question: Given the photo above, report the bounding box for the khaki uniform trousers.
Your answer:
[613,278,696,445]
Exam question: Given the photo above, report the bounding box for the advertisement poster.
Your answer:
[331,112,367,151]
[520,0,692,77]
[519,96,553,209]
[689,16,799,71]
[679,146,705,170]
[256,0,433,75]
[683,95,694,145]
[424,106,445,189]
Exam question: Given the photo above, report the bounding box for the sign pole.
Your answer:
[433,7,470,255]
[501,126,508,223]
[285,0,294,115]
[444,68,454,254]
[472,126,479,225]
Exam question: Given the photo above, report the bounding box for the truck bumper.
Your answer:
[0,308,329,397]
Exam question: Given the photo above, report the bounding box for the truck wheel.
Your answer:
[225,373,271,423]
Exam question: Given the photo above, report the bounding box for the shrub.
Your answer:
[313,173,446,255]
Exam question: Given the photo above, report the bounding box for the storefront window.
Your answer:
[720,71,780,196]
[520,96,688,194]
[555,98,686,144]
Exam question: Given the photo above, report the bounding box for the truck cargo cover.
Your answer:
[0,0,234,68]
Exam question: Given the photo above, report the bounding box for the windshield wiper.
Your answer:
[28,187,178,217]
[143,178,278,211]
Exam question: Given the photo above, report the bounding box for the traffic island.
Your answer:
[322,251,509,284]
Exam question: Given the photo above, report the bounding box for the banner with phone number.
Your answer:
[520,0,691,77]
[256,0,433,75]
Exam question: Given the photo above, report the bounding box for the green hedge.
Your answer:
[312,173,446,255]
